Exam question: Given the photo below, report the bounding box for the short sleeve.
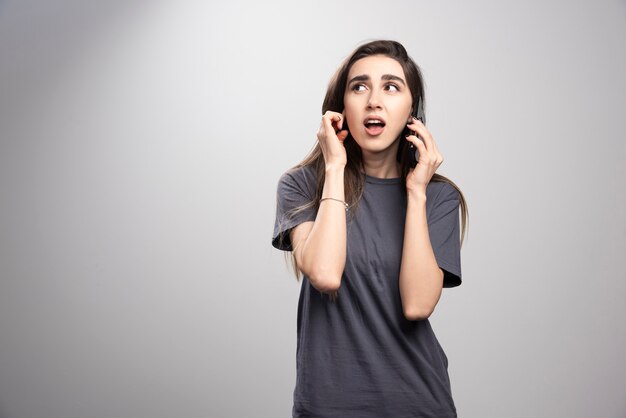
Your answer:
[272,167,318,251]
[428,183,462,288]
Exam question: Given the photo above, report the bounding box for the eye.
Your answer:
[351,83,367,92]
[385,83,400,92]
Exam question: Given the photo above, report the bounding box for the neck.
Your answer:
[361,149,401,178]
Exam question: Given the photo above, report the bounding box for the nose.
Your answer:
[366,90,383,110]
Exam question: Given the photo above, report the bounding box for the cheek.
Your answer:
[397,98,413,118]
[347,115,360,131]
[393,104,413,131]
[342,108,360,133]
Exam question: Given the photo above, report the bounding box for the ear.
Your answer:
[342,110,349,131]
[407,107,415,123]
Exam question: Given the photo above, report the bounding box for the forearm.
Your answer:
[298,165,347,292]
[399,190,444,320]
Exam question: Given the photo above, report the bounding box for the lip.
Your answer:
[362,115,387,126]
[363,115,386,136]
[362,115,386,137]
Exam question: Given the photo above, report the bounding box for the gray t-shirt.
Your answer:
[272,165,462,418]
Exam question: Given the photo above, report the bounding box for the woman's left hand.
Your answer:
[404,117,444,195]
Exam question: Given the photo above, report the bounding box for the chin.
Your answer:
[352,132,401,153]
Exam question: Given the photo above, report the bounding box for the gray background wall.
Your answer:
[1,0,625,417]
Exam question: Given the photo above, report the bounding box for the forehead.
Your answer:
[347,55,406,80]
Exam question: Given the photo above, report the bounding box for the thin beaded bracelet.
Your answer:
[320,197,349,211]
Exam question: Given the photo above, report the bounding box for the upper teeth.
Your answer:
[367,119,383,124]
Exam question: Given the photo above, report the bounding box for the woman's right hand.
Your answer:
[317,110,349,168]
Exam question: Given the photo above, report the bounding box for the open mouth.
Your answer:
[363,117,386,136]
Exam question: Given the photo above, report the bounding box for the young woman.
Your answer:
[272,40,469,418]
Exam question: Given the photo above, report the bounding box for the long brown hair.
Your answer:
[284,40,469,295]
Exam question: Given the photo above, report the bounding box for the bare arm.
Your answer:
[400,117,446,321]
[290,166,347,293]
[399,190,444,321]
[289,111,349,294]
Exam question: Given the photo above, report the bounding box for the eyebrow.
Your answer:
[347,74,406,86]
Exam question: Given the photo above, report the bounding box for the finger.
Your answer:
[406,117,435,150]
[431,142,444,166]
[405,133,424,148]
[337,129,349,142]
[409,135,443,168]
[335,114,343,131]
[324,111,344,132]
[405,134,427,159]
[406,118,430,143]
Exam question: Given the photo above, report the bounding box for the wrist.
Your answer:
[407,188,427,202]
[325,163,346,173]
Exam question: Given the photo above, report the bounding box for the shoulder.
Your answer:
[426,180,460,204]
[281,164,317,184]
[278,166,317,186]
[277,165,318,196]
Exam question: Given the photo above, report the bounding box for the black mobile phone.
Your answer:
[403,96,425,168]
